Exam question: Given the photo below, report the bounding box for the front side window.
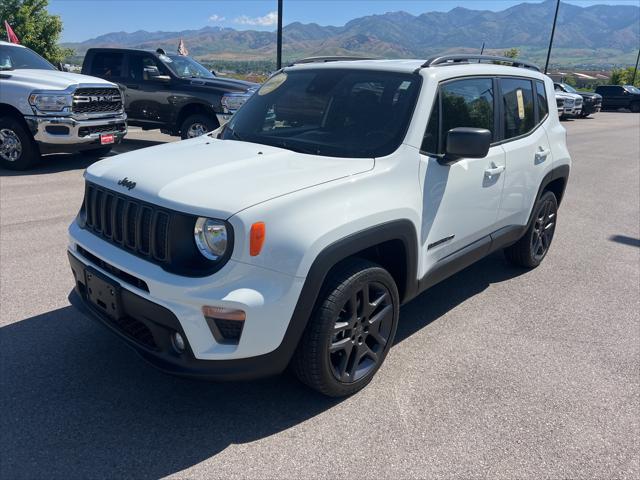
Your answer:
[421,77,494,154]
[536,81,549,119]
[221,69,421,158]
[0,45,54,71]
[500,78,535,139]
[91,52,124,79]
[128,54,166,82]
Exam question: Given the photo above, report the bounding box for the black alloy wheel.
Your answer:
[292,258,399,397]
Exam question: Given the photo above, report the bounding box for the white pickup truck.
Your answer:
[0,41,127,170]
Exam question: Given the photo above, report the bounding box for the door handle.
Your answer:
[125,84,139,90]
[484,165,505,177]
[535,147,551,163]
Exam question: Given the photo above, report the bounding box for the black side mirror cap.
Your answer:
[443,127,492,164]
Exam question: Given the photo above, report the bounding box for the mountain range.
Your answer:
[63,1,640,67]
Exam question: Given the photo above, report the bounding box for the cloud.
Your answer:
[234,11,278,27]
[209,14,225,22]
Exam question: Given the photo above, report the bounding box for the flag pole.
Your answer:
[631,48,640,86]
[544,0,560,74]
[276,0,283,69]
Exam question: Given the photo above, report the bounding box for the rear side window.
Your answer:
[421,77,494,154]
[90,52,124,80]
[500,78,535,140]
[536,81,549,120]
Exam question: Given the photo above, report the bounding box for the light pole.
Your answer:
[276,0,283,69]
[544,0,560,74]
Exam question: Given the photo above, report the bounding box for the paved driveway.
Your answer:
[1,115,638,479]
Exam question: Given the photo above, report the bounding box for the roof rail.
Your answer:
[416,54,541,73]
[290,56,376,66]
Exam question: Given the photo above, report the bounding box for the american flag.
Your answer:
[178,38,188,56]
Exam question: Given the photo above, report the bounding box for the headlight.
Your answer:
[194,217,228,260]
[28,92,73,113]
[221,92,252,113]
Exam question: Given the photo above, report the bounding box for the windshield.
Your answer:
[625,85,640,94]
[0,45,55,71]
[220,69,421,158]
[562,83,578,93]
[161,54,214,79]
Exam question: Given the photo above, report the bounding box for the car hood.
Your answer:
[579,92,601,99]
[85,136,374,219]
[192,77,259,92]
[7,69,117,90]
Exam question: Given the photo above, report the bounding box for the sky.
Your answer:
[49,0,637,43]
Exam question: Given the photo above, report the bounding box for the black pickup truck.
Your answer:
[595,85,640,113]
[82,48,258,138]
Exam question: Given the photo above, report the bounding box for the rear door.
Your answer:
[418,76,506,276]
[496,77,552,228]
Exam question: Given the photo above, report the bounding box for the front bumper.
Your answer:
[25,112,127,151]
[67,221,306,379]
[563,105,582,116]
[581,102,601,114]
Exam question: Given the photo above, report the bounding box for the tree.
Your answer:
[0,0,72,64]
[503,48,520,59]
[610,67,639,87]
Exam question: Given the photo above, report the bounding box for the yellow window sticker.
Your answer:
[516,89,525,120]
[259,72,287,96]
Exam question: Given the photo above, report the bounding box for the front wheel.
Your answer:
[0,116,39,170]
[292,258,399,397]
[504,191,558,268]
[630,102,640,113]
[180,114,218,140]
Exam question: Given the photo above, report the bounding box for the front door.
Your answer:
[418,77,506,277]
[123,53,173,126]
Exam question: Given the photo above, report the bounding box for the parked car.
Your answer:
[555,95,565,117]
[554,82,601,117]
[82,48,258,138]
[67,55,570,396]
[595,84,640,113]
[0,41,127,170]
[553,89,582,119]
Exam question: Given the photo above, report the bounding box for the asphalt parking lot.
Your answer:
[1,114,639,479]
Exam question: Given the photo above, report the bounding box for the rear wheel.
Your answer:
[504,191,558,268]
[180,114,218,140]
[292,258,399,397]
[0,116,39,170]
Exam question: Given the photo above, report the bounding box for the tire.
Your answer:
[83,146,113,157]
[0,116,39,170]
[180,114,218,140]
[630,102,640,113]
[504,191,558,268]
[292,258,399,397]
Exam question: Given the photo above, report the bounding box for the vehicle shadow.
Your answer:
[0,253,524,479]
[0,139,164,177]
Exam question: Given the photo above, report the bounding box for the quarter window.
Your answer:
[536,81,549,120]
[500,78,535,139]
[421,78,494,154]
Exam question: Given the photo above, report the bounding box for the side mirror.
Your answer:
[444,127,491,163]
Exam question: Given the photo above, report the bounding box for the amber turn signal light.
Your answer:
[250,222,266,256]
[202,305,246,321]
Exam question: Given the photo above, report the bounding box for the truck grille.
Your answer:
[78,122,126,137]
[83,183,170,263]
[73,88,123,115]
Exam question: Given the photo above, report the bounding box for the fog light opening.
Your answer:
[171,331,186,353]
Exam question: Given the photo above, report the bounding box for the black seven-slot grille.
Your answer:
[80,182,232,277]
[84,183,170,263]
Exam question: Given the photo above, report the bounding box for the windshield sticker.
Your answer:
[516,89,525,120]
[259,72,287,96]
[399,81,411,90]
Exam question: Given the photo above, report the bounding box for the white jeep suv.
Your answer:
[67,55,570,396]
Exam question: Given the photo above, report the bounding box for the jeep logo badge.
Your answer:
[117,177,136,190]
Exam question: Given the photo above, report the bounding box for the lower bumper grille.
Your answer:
[78,122,126,137]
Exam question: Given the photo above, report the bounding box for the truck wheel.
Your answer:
[504,191,558,268]
[292,258,399,397]
[630,102,640,113]
[0,117,39,170]
[180,114,218,140]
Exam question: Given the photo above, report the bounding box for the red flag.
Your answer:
[4,21,20,44]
